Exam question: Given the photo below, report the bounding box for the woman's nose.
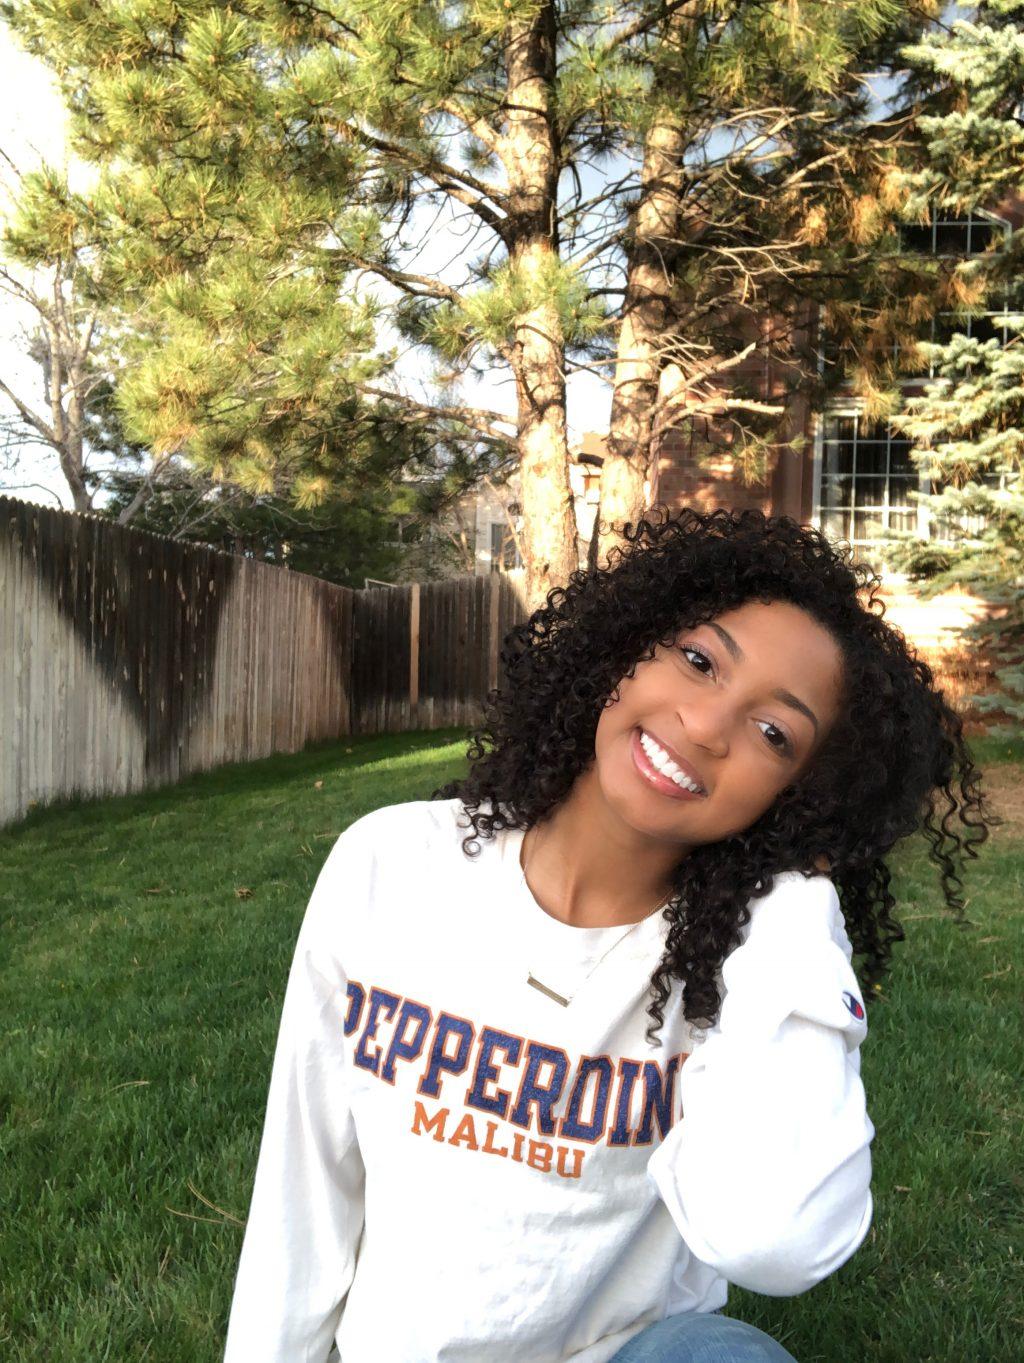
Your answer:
[678,694,731,759]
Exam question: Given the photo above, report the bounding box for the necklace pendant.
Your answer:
[526,973,571,1007]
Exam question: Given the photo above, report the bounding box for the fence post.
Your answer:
[488,571,500,694]
[409,580,420,726]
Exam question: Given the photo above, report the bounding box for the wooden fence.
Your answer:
[350,573,525,734]
[0,495,528,829]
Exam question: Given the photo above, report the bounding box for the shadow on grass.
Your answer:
[1,726,474,842]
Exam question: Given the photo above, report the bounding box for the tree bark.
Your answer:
[597,7,696,568]
[503,4,579,612]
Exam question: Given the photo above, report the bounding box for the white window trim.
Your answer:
[816,403,932,551]
[813,206,1014,554]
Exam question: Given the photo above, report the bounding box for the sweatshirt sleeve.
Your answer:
[223,820,370,1363]
[646,871,875,1298]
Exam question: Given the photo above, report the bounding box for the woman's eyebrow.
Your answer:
[774,688,819,735]
[706,621,744,662]
[705,621,819,734]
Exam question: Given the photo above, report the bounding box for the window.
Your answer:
[489,520,522,572]
[892,209,1011,374]
[897,209,1004,258]
[818,415,930,545]
[817,205,1012,557]
[890,291,1014,377]
[817,412,1004,553]
[823,210,1011,375]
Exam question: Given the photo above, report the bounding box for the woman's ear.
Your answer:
[814,853,832,874]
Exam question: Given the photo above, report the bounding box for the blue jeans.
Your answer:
[606,1311,798,1363]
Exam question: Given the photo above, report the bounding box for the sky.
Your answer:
[0,31,80,508]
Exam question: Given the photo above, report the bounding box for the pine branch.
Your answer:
[601,0,708,55]
[116,452,175,525]
[438,98,503,158]
[340,252,465,305]
[351,127,509,234]
[0,265,51,314]
[569,228,629,272]
[359,384,516,443]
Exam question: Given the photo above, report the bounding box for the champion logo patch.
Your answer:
[842,990,865,1020]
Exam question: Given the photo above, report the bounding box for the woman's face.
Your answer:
[593,598,845,848]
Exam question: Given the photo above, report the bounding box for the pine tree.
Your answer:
[884,0,1024,732]
[3,0,936,605]
[592,0,940,553]
[100,455,462,587]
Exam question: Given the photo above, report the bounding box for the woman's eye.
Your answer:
[757,720,792,755]
[680,646,714,676]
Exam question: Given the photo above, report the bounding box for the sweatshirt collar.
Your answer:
[495,822,671,965]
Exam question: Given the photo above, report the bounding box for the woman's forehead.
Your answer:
[688,601,844,701]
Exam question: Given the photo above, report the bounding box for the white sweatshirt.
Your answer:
[224,797,874,1363]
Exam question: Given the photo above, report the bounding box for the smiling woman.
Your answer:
[224,507,998,1363]
[514,598,846,935]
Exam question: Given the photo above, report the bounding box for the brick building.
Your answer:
[651,195,1024,568]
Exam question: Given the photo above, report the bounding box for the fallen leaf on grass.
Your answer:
[235,886,253,899]
[314,779,324,789]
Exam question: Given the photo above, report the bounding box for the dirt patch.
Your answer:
[975,764,1024,837]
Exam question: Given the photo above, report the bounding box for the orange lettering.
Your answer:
[527,1140,553,1172]
[482,1121,509,1158]
[411,1100,448,1141]
[449,1112,480,1150]
[556,1146,585,1179]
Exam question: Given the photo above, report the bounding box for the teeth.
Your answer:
[639,731,703,794]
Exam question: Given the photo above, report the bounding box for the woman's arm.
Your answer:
[646,871,874,1297]
[223,823,369,1362]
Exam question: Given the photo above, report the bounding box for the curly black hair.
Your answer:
[430,506,999,1046]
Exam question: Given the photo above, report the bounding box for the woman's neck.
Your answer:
[519,770,687,928]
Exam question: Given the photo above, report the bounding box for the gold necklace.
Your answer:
[520,828,670,1007]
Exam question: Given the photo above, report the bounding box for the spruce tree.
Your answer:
[885,0,1024,731]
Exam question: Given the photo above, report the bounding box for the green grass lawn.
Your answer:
[2,729,1022,1362]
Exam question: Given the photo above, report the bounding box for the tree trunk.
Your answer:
[509,237,578,610]
[597,9,695,569]
[503,4,579,613]
[4,273,102,515]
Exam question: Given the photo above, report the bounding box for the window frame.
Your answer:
[814,205,1014,560]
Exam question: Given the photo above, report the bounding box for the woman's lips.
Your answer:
[630,727,706,801]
